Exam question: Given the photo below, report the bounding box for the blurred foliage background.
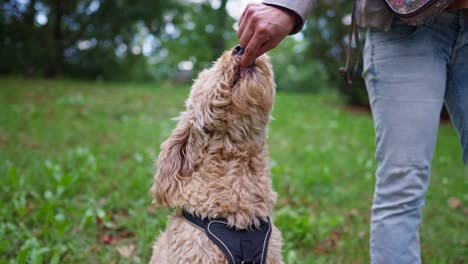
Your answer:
[0,0,368,104]
[1,1,467,263]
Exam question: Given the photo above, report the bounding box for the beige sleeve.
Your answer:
[262,0,316,34]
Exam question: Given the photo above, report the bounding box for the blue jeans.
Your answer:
[363,10,468,264]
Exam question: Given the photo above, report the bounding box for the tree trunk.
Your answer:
[47,0,64,78]
[23,0,38,76]
[212,0,228,60]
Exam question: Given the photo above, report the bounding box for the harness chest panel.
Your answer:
[182,211,272,264]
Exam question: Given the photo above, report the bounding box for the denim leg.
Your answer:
[445,14,468,167]
[363,18,454,264]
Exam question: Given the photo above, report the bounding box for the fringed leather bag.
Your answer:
[384,0,455,26]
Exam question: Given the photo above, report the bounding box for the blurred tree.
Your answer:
[0,0,237,81]
[268,37,329,93]
[212,0,228,59]
[0,0,365,106]
[0,0,173,79]
[303,0,368,106]
[157,0,236,80]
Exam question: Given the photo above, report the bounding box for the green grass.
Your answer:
[0,77,466,264]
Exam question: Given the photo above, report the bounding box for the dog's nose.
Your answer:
[232,45,244,56]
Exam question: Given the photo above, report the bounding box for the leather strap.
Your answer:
[339,0,361,85]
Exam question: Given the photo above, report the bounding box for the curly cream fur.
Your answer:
[149,48,283,264]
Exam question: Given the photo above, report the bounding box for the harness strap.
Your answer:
[241,239,254,263]
[182,210,212,229]
[182,210,272,264]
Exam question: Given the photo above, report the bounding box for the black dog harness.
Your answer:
[182,210,272,264]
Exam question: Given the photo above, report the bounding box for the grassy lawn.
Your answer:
[0,77,466,263]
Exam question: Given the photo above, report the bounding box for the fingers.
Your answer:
[237,3,285,67]
[237,4,250,37]
[241,36,280,68]
[239,25,253,49]
[238,3,252,26]
[240,32,267,67]
[256,40,279,57]
[237,3,257,40]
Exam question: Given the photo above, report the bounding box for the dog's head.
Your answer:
[151,46,275,207]
[186,45,276,132]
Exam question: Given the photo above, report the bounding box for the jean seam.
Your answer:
[369,30,378,99]
[366,30,382,162]
[447,73,467,164]
[450,11,464,65]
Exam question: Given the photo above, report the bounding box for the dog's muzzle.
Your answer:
[232,45,244,56]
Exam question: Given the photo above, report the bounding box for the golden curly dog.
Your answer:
[149,46,284,264]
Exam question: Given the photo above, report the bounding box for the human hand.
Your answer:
[237,3,299,67]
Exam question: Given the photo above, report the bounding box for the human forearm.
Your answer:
[262,0,316,34]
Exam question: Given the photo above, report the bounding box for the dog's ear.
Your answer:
[151,117,197,207]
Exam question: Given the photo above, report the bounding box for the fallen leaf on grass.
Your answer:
[448,198,462,210]
[98,230,135,245]
[348,208,358,217]
[112,208,130,219]
[90,245,101,253]
[99,234,118,245]
[97,198,108,207]
[314,240,334,255]
[96,208,135,245]
[118,230,135,239]
[24,91,34,99]
[103,220,118,230]
[119,154,132,162]
[313,230,342,255]
[117,244,136,258]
